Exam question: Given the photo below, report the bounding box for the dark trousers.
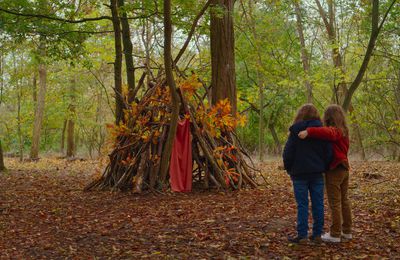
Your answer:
[292,176,324,238]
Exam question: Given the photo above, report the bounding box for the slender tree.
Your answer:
[159,0,181,186]
[110,0,124,125]
[118,0,136,103]
[30,38,47,160]
[294,0,313,103]
[66,74,76,158]
[0,140,5,172]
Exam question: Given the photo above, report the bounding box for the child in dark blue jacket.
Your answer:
[283,104,332,244]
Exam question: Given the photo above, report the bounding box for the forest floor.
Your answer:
[0,158,399,259]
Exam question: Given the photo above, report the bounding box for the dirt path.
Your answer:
[0,159,399,259]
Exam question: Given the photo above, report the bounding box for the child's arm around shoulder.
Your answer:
[304,126,343,141]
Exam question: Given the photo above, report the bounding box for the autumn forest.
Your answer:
[0,0,399,258]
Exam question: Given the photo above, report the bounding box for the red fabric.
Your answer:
[169,118,192,192]
[307,126,350,170]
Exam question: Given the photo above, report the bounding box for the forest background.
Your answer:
[0,0,399,163]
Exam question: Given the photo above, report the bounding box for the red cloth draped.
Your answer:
[169,118,192,192]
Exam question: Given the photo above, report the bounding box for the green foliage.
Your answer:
[0,0,398,159]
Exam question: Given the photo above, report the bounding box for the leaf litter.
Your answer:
[0,158,399,259]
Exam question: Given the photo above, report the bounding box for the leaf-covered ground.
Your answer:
[0,158,399,259]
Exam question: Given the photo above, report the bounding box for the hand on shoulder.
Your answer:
[298,130,308,139]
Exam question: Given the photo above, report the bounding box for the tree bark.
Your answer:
[17,69,23,162]
[315,0,347,104]
[118,0,136,103]
[0,139,5,172]
[210,0,237,114]
[395,67,400,121]
[0,49,3,105]
[0,50,5,171]
[30,39,47,160]
[13,52,24,162]
[66,75,76,158]
[32,72,37,103]
[159,0,180,186]
[294,0,313,103]
[61,119,67,153]
[110,0,124,125]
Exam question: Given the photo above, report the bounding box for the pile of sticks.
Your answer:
[85,78,259,192]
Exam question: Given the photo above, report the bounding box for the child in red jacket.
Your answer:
[298,104,352,243]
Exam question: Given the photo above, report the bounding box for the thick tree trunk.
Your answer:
[66,75,76,158]
[210,0,237,114]
[118,0,136,103]
[30,40,47,160]
[159,0,180,186]
[294,0,313,103]
[110,0,124,125]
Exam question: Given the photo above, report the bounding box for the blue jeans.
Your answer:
[292,176,324,238]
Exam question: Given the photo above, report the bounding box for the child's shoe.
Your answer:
[288,236,308,244]
[309,235,323,244]
[321,232,341,243]
[341,232,352,239]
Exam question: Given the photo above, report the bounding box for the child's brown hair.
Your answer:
[293,103,321,124]
[323,104,349,137]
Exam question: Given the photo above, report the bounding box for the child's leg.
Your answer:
[325,168,345,238]
[309,176,324,237]
[341,170,352,234]
[292,179,309,238]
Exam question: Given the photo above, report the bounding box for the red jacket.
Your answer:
[307,126,350,170]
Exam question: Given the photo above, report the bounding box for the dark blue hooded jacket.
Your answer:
[283,119,333,180]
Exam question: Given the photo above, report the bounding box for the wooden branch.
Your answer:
[0,7,112,23]
[173,0,212,64]
[314,0,334,38]
[342,0,396,111]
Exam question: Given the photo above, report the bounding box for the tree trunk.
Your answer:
[395,67,400,121]
[210,0,237,114]
[61,119,67,153]
[342,0,396,112]
[118,0,136,103]
[0,49,3,105]
[17,73,23,162]
[30,39,47,160]
[268,123,282,155]
[0,50,5,171]
[66,75,76,158]
[0,140,5,172]
[110,0,124,125]
[315,0,347,104]
[13,52,24,162]
[159,0,180,187]
[294,0,313,103]
[32,73,37,103]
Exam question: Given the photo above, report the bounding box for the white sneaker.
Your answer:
[321,232,341,243]
[341,232,352,239]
